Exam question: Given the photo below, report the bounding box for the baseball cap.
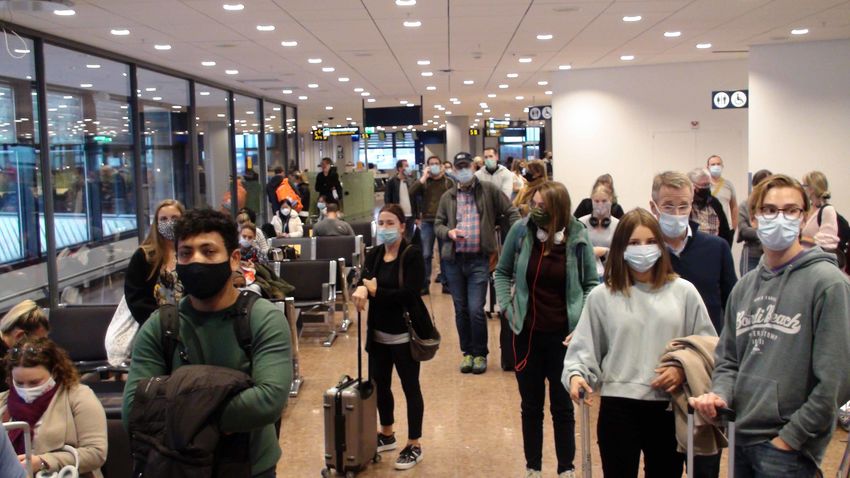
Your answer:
[453,152,473,167]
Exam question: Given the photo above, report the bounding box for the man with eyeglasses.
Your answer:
[691,174,850,477]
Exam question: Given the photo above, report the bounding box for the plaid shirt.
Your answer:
[692,205,720,237]
[455,189,481,253]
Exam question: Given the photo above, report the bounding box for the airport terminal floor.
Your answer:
[278,275,850,477]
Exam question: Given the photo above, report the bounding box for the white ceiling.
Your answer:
[2,0,849,132]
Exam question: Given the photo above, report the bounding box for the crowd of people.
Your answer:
[0,149,847,478]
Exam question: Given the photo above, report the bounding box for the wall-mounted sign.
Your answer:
[485,119,510,137]
[712,90,748,109]
[312,128,327,141]
[364,127,376,134]
[527,105,552,121]
[313,126,361,141]
[92,135,113,144]
[469,128,480,136]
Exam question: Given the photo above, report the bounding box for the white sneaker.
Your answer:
[558,470,577,478]
[525,469,542,478]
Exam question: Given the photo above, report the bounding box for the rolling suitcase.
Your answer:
[687,405,736,478]
[838,436,850,478]
[322,310,379,477]
[4,421,33,477]
[578,390,592,478]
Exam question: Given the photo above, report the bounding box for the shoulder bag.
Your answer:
[398,246,441,361]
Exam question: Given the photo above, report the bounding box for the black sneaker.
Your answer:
[377,432,397,453]
[395,444,423,470]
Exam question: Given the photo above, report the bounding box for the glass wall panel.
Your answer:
[286,105,297,172]
[45,44,135,304]
[137,68,191,224]
[233,94,261,216]
[263,102,285,221]
[195,85,231,209]
[0,37,49,311]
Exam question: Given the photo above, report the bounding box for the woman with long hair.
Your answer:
[513,160,548,217]
[124,199,185,324]
[800,171,841,252]
[352,204,427,470]
[577,184,620,281]
[494,181,598,478]
[563,209,715,477]
[573,174,626,219]
[0,337,107,477]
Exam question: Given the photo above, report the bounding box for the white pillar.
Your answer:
[446,115,471,159]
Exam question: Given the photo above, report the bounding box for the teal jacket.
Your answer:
[494,218,599,334]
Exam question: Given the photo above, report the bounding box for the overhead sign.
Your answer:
[712,90,748,109]
[527,105,552,121]
[312,126,361,141]
[469,128,480,136]
[92,135,113,144]
[312,128,327,141]
[485,119,510,137]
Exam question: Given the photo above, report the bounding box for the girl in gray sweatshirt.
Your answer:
[562,208,716,476]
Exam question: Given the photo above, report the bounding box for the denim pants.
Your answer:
[419,221,446,288]
[734,442,818,478]
[443,252,490,357]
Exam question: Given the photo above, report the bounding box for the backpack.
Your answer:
[275,178,303,213]
[818,205,850,269]
[129,291,260,478]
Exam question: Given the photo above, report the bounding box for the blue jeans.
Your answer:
[443,252,490,357]
[734,442,818,478]
[419,221,446,288]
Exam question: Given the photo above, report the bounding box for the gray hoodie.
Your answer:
[711,247,850,463]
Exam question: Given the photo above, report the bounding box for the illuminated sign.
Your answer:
[93,135,113,143]
[313,128,327,141]
[313,126,361,141]
[485,119,510,137]
[469,128,480,136]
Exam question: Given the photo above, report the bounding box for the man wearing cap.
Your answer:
[436,152,520,374]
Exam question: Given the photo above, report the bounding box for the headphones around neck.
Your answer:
[589,216,611,228]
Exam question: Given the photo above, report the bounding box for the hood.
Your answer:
[750,247,839,313]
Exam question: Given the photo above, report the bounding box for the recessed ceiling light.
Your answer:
[110,29,130,36]
[433,115,439,119]
[307,83,318,88]
[201,61,216,66]
[256,25,275,31]
[395,0,416,5]
[620,55,635,61]
[154,44,171,50]
[487,93,496,98]
[421,71,433,77]
[223,4,244,11]
[417,59,430,66]
[515,96,524,100]
[217,113,226,118]
[664,31,682,38]
[361,92,371,97]
[426,86,437,91]
[152,96,162,100]
[696,43,712,49]
[476,112,483,116]
[225,69,239,75]
[498,84,509,89]
[504,113,511,117]
[346,117,353,121]
[367,98,376,103]
[322,67,335,72]
[54,9,75,16]
[282,89,293,94]
[537,80,548,86]
[518,58,532,63]
[281,40,298,47]
[791,28,809,35]
[537,34,553,40]
[623,15,642,22]
[449,97,457,102]
[484,109,490,113]
[507,73,519,78]
[354,87,364,92]
[171,105,182,109]
[80,83,93,88]
[338,77,350,82]
[308,58,322,64]
[445,111,452,115]
[558,64,572,71]
[463,80,474,85]
[200,91,211,96]
[400,100,409,104]
[403,20,422,28]
[545,90,553,95]
[298,95,308,100]
[86,64,101,69]
[145,87,157,92]
[325,106,333,110]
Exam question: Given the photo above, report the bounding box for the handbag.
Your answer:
[398,245,441,361]
[104,295,138,367]
[37,445,79,478]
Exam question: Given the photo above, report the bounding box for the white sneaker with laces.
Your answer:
[525,469,542,478]
[558,470,577,478]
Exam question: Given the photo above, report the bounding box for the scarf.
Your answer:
[6,383,59,455]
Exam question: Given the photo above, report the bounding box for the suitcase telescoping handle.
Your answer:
[687,404,736,478]
[4,421,33,477]
[578,389,592,478]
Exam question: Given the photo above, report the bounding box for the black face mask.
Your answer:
[176,260,234,299]
[694,187,710,205]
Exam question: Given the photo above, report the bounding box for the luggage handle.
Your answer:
[4,421,33,477]
[687,405,736,477]
[578,389,592,478]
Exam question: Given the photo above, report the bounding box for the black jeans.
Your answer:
[369,341,424,440]
[598,396,683,477]
[514,329,575,473]
[677,450,722,478]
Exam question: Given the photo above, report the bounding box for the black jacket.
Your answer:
[384,175,418,218]
[125,248,158,325]
[265,175,284,211]
[315,168,342,204]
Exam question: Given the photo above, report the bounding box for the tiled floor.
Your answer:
[277,280,849,477]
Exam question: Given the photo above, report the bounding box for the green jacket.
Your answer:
[435,178,520,260]
[494,218,599,334]
[122,297,292,475]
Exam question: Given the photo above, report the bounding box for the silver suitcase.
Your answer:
[4,421,33,476]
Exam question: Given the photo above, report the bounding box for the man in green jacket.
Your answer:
[122,208,292,478]
[435,152,520,375]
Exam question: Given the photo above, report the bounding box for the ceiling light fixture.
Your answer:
[664,31,681,38]
[338,77,350,82]
[322,67,335,72]
[421,71,433,77]
[545,90,553,95]
[507,73,519,78]
[395,0,416,5]
[620,55,635,61]
[145,87,157,92]
[200,91,211,96]
[223,4,244,11]
[537,80,548,86]
[518,58,532,63]
[354,87,364,92]
[498,84,509,89]
[361,92,371,96]
[463,80,474,85]
[537,34,553,40]
[791,28,809,35]
[367,98,376,103]
[308,58,322,64]
[307,83,318,88]
[487,93,496,98]
[400,100,409,104]
[696,43,712,49]
[225,69,239,74]
[558,64,572,70]
[623,15,642,22]
[282,89,293,94]
[86,64,101,69]
[515,96,524,100]
[80,83,93,88]
[201,61,216,66]
[403,20,422,28]
[298,95,308,100]
[110,29,130,36]
[54,9,75,16]
[426,86,437,91]
[256,25,275,31]
[325,106,333,110]
[281,40,298,47]
[154,44,171,50]
[417,59,430,66]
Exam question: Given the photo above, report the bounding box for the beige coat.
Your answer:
[658,335,726,456]
[1,383,107,478]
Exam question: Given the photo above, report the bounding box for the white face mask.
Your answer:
[14,376,56,404]
[624,244,662,273]
[709,165,723,178]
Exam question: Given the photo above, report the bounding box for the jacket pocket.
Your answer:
[735,372,783,429]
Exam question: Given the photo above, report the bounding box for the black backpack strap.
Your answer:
[230,290,260,361]
[158,303,181,375]
[817,205,824,226]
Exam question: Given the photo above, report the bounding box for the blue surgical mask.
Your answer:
[709,165,723,178]
[317,202,326,210]
[429,165,441,176]
[377,227,400,245]
[454,168,474,185]
[624,244,662,273]
[485,159,497,170]
[756,215,801,251]
[239,238,253,249]
[404,166,413,175]
[658,212,689,238]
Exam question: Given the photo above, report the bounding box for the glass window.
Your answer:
[0,36,49,310]
[359,131,414,170]
[233,94,261,217]
[138,69,191,225]
[195,85,231,209]
[264,102,285,221]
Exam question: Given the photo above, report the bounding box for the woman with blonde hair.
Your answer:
[801,171,841,252]
[573,174,626,219]
[1,337,107,477]
[124,199,185,324]
[513,160,548,216]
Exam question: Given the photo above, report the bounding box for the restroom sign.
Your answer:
[528,105,552,120]
[712,90,748,109]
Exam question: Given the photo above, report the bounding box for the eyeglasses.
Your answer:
[10,346,42,360]
[758,205,804,220]
[658,204,690,215]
